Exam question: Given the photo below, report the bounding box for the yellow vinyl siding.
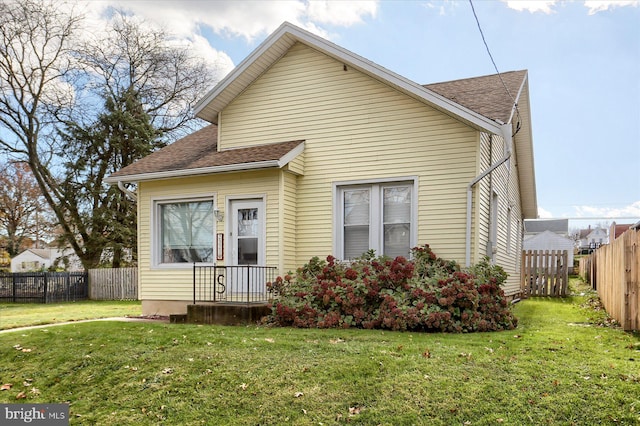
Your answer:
[281,171,298,272]
[220,43,478,264]
[137,170,282,301]
[474,131,525,295]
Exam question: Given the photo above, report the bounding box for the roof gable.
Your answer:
[195,22,507,135]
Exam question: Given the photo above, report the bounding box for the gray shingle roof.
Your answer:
[107,124,303,181]
[424,70,527,124]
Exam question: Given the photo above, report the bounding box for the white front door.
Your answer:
[229,199,265,298]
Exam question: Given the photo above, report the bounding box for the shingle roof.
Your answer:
[524,219,569,235]
[107,71,527,183]
[106,124,304,181]
[424,70,527,124]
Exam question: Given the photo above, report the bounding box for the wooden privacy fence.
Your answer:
[521,250,568,297]
[579,228,639,331]
[89,267,138,300]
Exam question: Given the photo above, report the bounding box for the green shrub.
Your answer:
[265,245,517,332]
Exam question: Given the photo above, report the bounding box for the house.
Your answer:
[106,22,537,316]
[523,230,574,271]
[524,219,569,238]
[609,222,632,242]
[10,248,82,272]
[577,226,608,254]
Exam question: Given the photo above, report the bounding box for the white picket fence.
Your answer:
[88,267,138,300]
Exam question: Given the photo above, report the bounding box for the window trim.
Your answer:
[333,177,418,260]
[151,194,217,269]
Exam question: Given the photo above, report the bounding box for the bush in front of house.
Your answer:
[265,245,517,332]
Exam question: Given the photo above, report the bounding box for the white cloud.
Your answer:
[306,1,378,26]
[72,0,378,77]
[503,0,640,14]
[503,1,558,14]
[572,201,640,218]
[537,206,554,218]
[82,1,378,43]
[584,0,639,15]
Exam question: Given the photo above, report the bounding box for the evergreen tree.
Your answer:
[59,88,161,268]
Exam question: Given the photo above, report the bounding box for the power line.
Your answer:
[468,0,521,134]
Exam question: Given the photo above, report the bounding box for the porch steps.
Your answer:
[178,303,271,326]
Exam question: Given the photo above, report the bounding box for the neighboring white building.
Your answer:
[523,230,575,268]
[10,248,83,272]
[577,227,608,254]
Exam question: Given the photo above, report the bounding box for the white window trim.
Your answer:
[151,194,217,269]
[333,177,418,260]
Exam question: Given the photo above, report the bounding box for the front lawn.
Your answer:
[0,295,638,424]
[0,300,141,330]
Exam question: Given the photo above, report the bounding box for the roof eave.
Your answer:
[105,141,305,184]
[105,160,281,184]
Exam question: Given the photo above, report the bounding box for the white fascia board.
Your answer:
[195,22,505,135]
[276,141,305,167]
[105,160,280,184]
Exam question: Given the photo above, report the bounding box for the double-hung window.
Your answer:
[155,198,214,265]
[338,181,414,260]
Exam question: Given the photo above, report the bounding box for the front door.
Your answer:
[229,199,264,299]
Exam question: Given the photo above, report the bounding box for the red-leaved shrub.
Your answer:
[265,245,517,332]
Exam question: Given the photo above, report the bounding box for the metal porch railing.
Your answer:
[193,264,277,304]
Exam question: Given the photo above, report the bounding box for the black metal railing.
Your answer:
[0,272,89,303]
[193,264,277,304]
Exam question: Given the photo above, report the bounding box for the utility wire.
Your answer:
[469,0,521,135]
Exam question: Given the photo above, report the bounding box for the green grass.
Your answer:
[0,301,142,330]
[0,294,638,424]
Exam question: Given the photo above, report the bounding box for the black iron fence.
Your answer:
[193,264,277,304]
[0,272,89,303]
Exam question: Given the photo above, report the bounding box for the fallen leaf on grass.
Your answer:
[264,338,275,343]
[30,388,40,396]
[349,406,362,416]
[16,391,27,399]
[161,368,173,374]
[239,383,248,390]
[1,383,12,391]
[422,349,431,358]
[294,392,304,398]
[329,338,345,344]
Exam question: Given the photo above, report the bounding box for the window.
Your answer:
[156,198,214,264]
[338,181,414,259]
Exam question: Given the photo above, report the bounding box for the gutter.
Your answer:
[118,181,137,202]
[465,123,513,267]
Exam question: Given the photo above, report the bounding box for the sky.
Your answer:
[81,0,639,230]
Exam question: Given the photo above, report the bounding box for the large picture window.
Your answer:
[157,199,214,264]
[338,181,414,260]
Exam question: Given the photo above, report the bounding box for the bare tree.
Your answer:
[0,162,54,256]
[0,1,216,269]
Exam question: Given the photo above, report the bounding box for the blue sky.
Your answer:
[87,0,639,229]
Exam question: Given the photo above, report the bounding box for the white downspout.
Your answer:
[465,123,512,266]
[117,180,137,202]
